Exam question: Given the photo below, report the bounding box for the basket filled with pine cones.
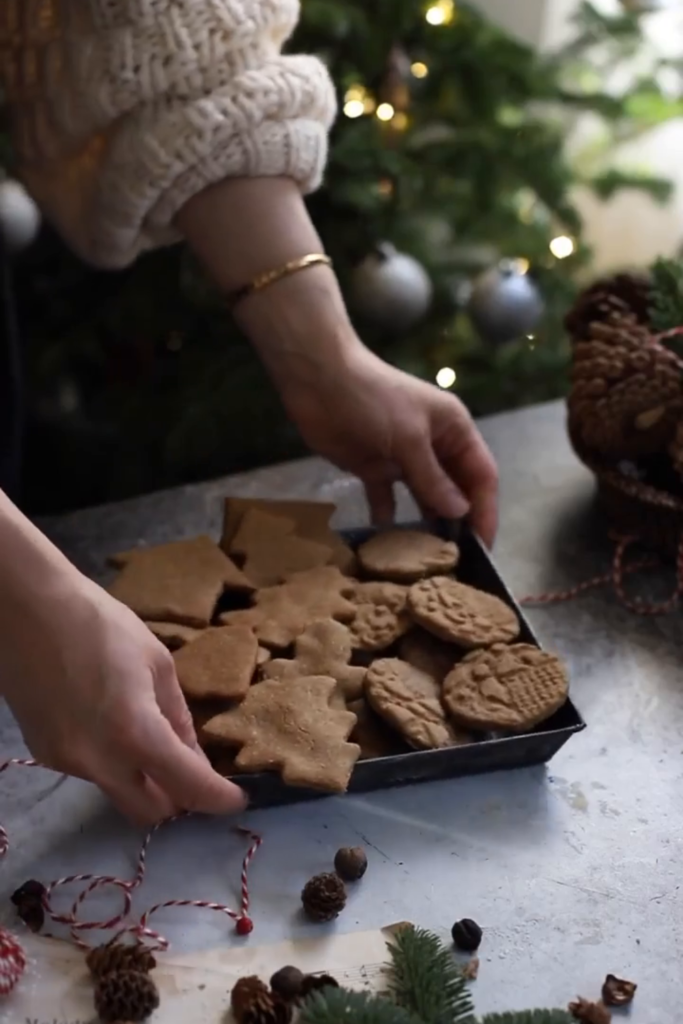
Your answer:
[565,259,683,559]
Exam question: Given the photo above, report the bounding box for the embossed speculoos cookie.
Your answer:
[443,643,568,732]
[408,577,519,649]
[365,658,471,751]
[263,619,366,701]
[202,676,360,792]
[348,698,409,760]
[348,581,411,652]
[220,566,357,649]
[108,535,254,628]
[399,629,459,683]
[357,529,459,583]
[174,625,258,702]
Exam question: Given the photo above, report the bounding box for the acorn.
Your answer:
[334,846,368,882]
[451,918,482,953]
[270,966,305,1002]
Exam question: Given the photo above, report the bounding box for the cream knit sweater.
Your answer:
[0,0,336,267]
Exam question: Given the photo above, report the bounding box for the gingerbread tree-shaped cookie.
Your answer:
[202,676,360,792]
[263,620,366,701]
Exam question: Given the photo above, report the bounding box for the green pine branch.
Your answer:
[299,988,423,1024]
[387,927,476,1024]
[649,257,683,334]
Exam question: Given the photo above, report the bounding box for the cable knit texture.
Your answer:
[0,0,337,266]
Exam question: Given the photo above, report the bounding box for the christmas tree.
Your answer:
[8,0,682,513]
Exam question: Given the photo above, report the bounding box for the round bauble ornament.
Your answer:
[349,243,433,333]
[468,259,544,345]
[0,179,41,252]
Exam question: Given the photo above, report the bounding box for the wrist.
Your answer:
[0,494,85,631]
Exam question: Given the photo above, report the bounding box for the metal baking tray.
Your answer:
[229,519,585,808]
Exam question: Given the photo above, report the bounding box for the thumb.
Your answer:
[401,438,470,521]
[142,716,249,816]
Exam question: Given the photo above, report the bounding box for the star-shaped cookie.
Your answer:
[220,566,357,648]
[202,676,360,792]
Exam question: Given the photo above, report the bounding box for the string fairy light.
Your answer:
[411,61,429,78]
[376,102,395,122]
[549,235,575,259]
[343,84,367,119]
[425,0,455,26]
[436,367,457,389]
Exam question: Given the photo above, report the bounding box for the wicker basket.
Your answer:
[568,416,683,559]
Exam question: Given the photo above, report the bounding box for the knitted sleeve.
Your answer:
[0,0,337,268]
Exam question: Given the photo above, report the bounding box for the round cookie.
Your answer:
[408,577,519,649]
[443,643,568,732]
[349,581,411,652]
[365,658,471,751]
[358,529,459,583]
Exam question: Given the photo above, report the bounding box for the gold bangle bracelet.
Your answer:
[226,253,332,311]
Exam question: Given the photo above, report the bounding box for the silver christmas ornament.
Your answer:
[468,259,544,345]
[0,179,41,252]
[350,243,433,333]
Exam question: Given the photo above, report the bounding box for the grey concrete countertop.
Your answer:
[1,400,681,1021]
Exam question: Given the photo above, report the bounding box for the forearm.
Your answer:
[0,492,80,629]
[177,177,365,399]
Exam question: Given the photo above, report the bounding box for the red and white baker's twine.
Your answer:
[0,759,261,995]
[521,533,683,616]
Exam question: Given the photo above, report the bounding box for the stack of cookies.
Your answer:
[106,498,569,794]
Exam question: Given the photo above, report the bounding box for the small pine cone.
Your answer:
[568,318,683,458]
[300,973,340,998]
[565,271,651,338]
[301,873,347,922]
[569,997,611,1024]
[86,942,156,979]
[93,969,160,1023]
[231,976,292,1024]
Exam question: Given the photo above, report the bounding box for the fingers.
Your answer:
[152,652,199,750]
[400,440,470,524]
[97,768,177,826]
[434,409,499,548]
[364,479,396,527]
[141,715,248,817]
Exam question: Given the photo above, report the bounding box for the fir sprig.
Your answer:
[299,987,424,1024]
[296,928,576,1024]
[387,927,476,1024]
[649,257,683,334]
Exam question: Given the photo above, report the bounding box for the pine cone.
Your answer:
[231,976,292,1024]
[93,969,160,1023]
[668,419,683,480]
[86,942,156,979]
[568,316,683,458]
[565,271,651,338]
[301,872,347,922]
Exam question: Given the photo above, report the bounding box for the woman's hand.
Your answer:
[178,177,498,545]
[279,345,498,547]
[0,499,246,825]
